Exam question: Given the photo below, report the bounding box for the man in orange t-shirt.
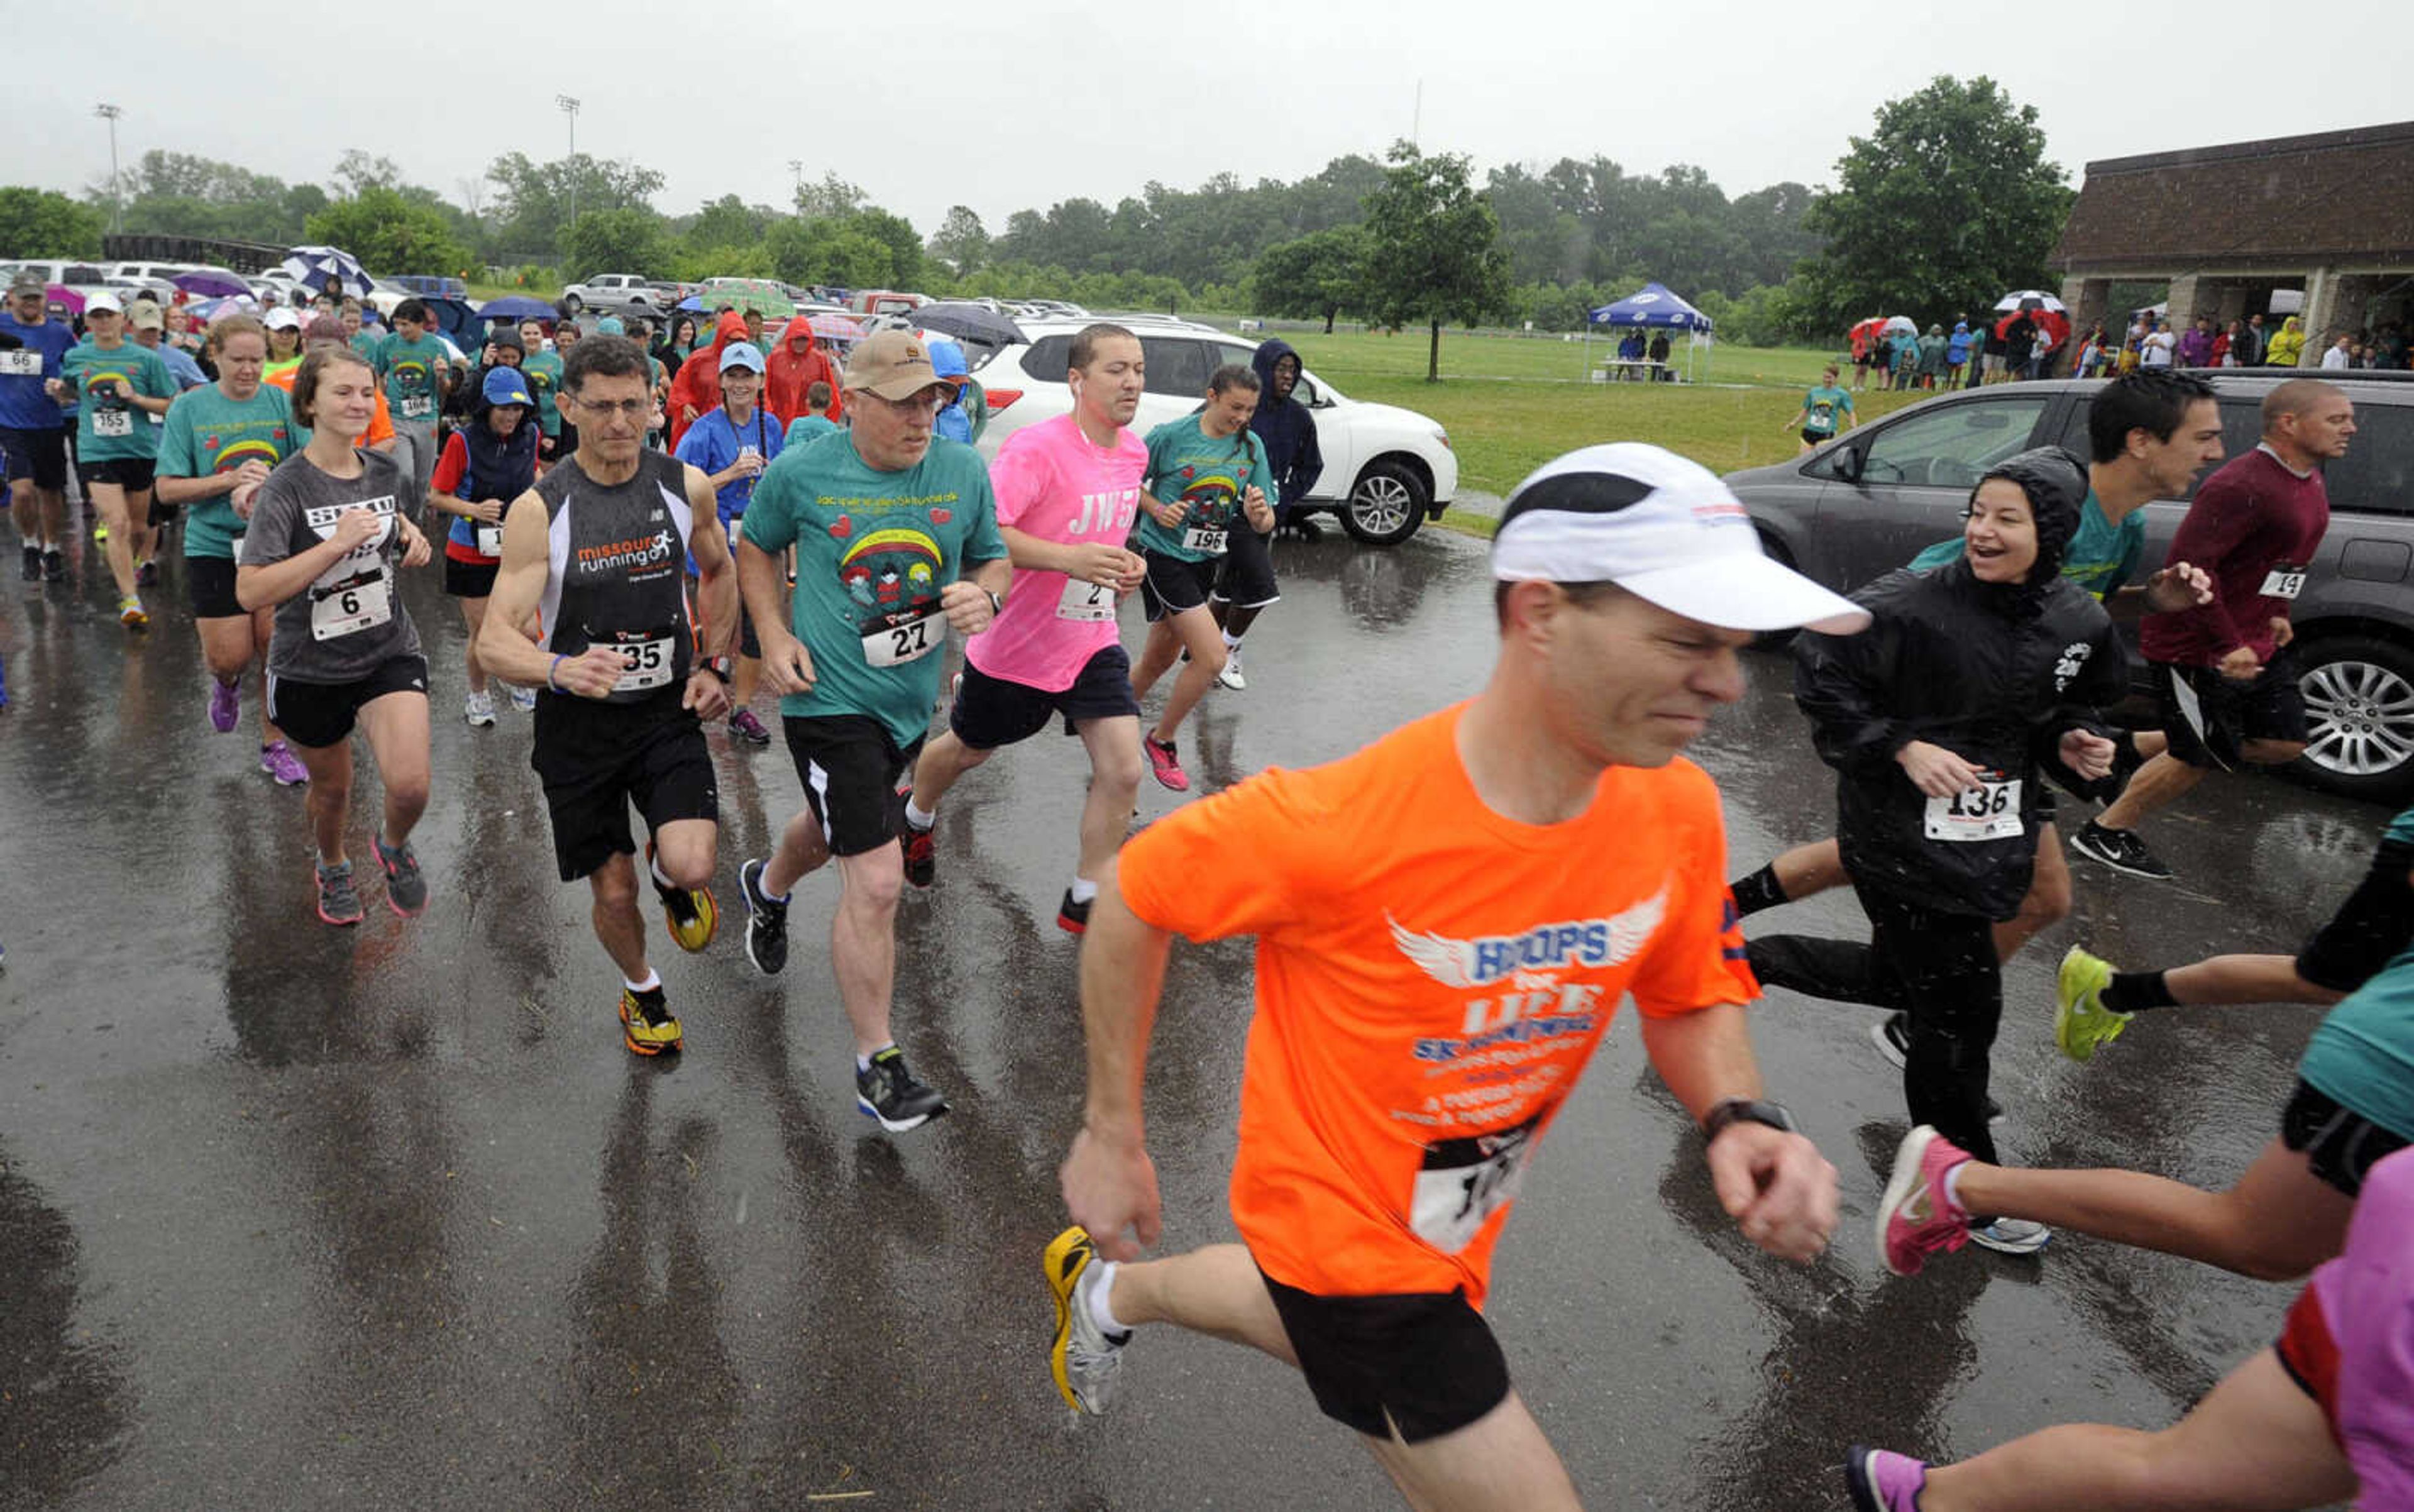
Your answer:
[1049,443,1867,1509]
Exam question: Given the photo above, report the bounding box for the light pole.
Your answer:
[788,158,804,204]
[94,102,123,235]
[556,94,581,229]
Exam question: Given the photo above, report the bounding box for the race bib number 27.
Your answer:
[863,612,941,668]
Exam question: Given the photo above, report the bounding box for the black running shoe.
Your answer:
[41,549,64,583]
[2070,820,2174,881]
[19,544,38,582]
[1057,889,1092,935]
[902,821,937,889]
[856,1046,948,1132]
[1870,1011,1910,1069]
[739,858,788,976]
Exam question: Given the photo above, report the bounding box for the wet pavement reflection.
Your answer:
[0,524,2370,1508]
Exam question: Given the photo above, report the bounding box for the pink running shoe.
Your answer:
[1143,734,1189,793]
[207,677,240,734]
[1844,1447,1931,1512]
[1877,1125,1973,1276]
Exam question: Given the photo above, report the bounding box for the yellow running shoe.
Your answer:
[648,842,719,953]
[2056,946,2131,1063]
[618,984,683,1056]
[1044,1225,1128,1415]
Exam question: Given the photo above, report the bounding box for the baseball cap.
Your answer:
[1492,443,1868,635]
[843,329,945,401]
[8,268,46,297]
[482,367,533,408]
[719,341,764,374]
[84,290,124,316]
[594,315,624,336]
[126,299,165,330]
[304,314,346,343]
[263,307,302,331]
[487,325,524,353]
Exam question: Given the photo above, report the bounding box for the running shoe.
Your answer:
[856,1046,948,1132]
[207,677,240,733]
[1044,1225,1131,1415]
[729,708,773,746]
[134,557,157,587]
[1143,734,1189,792]
[41,549,63,582]
[117,595,146,629]
[619,983,683,1057]
[1869,1011,1911,1069]
[1970,1218,2052,1256]
[507,683,537,714]
[2070,820,2174,881]
[375,836,428,917]
[315,859,365,927]
[2055,946,2132,1063]
[647,843,719,952]
[1057,889,1092,935]
[92,521,107,543]
[1216,649,1246,691]
[19,544,38,581]
[463,689,497,727]
[1877,1125,1974,1276]
[739,858,788,975]
[1843,1447,1930,1512]
[260,740,309,786]
[901,819,937,889]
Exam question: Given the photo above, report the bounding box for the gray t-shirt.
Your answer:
[241,448,422,682]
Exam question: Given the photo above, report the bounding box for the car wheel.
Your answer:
[561,294,583,314]
[2294,635,2414,801]
[1340,460,1428,546]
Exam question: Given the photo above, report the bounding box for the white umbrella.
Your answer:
[1995,290,2066,313]
[1880,315,1917,336]
[279,245,372,296]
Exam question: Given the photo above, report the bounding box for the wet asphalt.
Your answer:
[0,517,2376,1511]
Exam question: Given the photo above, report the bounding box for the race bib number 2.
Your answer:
[1409,1115,1543,1254]
[1924,775,2022,842]
[863,612,941,668]
[2260,566,2308,600]
[1057,577,1115,622]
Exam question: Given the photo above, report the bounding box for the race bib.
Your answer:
[1409,1115,1542,1254]
[1182,525,1228,554]
[608,635,676,692]
[474,521,504,558]
[1924,775,2023,842]
[309,571,392,640]
[0,350,41,376]
[400,395,433,419]
[93,409,133,438]
[863,612,941,668]
[2260,566,2308,600]
[1057,577,1116,622]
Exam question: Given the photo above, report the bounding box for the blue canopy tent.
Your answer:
[1586,282,1714,383]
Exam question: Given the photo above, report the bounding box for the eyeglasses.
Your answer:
[570,395,649,420]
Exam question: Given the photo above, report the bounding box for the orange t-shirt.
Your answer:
[266,365,395,446]
[1116,702,1755,1307]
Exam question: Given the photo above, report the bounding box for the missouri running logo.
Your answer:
[1387,888,1668,989]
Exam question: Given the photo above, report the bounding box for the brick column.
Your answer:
[2299,268,2339,366]
[2061,275,2109,346]
[2168,274,2211,323]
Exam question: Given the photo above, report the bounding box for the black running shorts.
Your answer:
[1210,523,1279,610]
[950,646,1139,749]
[186,553,243,619]
[1258,1268,1511,1444]
[443,555,499,599]
[79,456,156,494]
[2281,1079,2411,1200]
[781,713,923,859]
[531,685,718,882]
[2296,842,2414,995]
[2152,652,2309,770]
[0,426,68,490]
[266,654,429,750]
[1138,549,1216,622]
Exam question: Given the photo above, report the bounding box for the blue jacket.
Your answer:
[1248,338,1322,516]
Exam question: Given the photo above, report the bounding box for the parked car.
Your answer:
[978,316,1457,546]
[1728,369,2414,800]
[390,275,468,301]
[559,273,673,319]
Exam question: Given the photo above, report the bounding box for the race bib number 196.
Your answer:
[1924,774,2022,842]
[1182,525,1228,554]
[1409,1115,1542,1254]
[863,612,941,668]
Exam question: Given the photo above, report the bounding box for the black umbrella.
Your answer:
[909,302,1026,352]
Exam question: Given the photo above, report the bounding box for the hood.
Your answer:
[710,311,747,354]
[1980,445,2088,589]
[780,317,820,358]
[1252,338,1301,406]
[2281,316,2303,334]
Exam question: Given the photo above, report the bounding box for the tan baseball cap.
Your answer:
[843,329,946,402]
[126,299,165,330]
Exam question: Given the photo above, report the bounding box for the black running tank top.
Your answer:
[534,450,697,705]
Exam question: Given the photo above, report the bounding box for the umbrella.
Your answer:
[907,302,1025,351]
[279,245,372,295]
[1994,290,2066,314]
[172,269,251,299]
[190,294,262,321]
[478,294,556,321]
[1879,315,1917,337]
[675,295,706,312]
[43,285,84,316]
[809,311,866,341]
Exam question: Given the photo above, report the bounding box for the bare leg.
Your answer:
[197,615,254,692]
[1218,602,1267,641]
[761,805,832,898]
[1992,823,2069,961]
[2163,955,2344,1007]
[1772,838,1848,902]
[1106,1243,1298,1360]
[1132,621,1181,701]
[1073,715,1144,883]
[2098,753,2207,831]
[733,651,762,710]
[2240,737,2308,766]
[458,597,490,693]
[905,729,989,816]
[830,844,905,1056]
[1364,1395,1584,1512]
[587,854,650,981]
[1150,605,1226,746]
[8,477,31,543]
[295,740,355,864]
[649,815,717,890]
[38,485,63,549]
[355,692,431,850]
[87,482,138,599]
[251,607,287,745]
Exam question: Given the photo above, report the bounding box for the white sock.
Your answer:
[855,1040,896,1073]
[903,797,936,830]
[650,854,678,891]
[1086,1259,1129,1336]
[1068,876,1099,905]
[624,969,660,994]
[1943,1163,1969,1213]
[1221,631,1243,651]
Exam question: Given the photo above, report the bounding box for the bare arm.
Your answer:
[234,506,383,611]
[684,465,738,663]
[736,534,814,695]
[1061,863,1173,1260]
[474,491,614,693]
[1638,1001,1762,1117]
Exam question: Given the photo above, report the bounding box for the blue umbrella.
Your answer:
[675,295,706,312]
[279,245,372,295]
[477,294,557,321]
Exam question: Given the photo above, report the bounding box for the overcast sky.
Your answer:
[18,0,2410,238]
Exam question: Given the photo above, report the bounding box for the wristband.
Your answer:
[984,588,1004,616]
[700,656,732,684]
[548,653,565,692]
[1701,1097,1798,1142]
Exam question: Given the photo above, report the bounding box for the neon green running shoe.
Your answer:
[2056,946,2132,1063]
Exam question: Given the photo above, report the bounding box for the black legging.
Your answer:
[1749,880,2002,1164]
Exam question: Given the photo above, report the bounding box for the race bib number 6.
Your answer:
[309,573,392,640]
[2261,566,2308,600]
[863,612,941,668]
[1924,774,2023,842]
[1057,577,1115,622]
[1409,1116,1542,1254]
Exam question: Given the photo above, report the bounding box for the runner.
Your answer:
[1846,1147,2411,1512]
[126,299,209,587]
[262,308,305,384]
[1,268,79,583]
[518,317,563,464]
[150,313,309,785]
[1047,444,1854,1511]
[763,311,842,430]
[475,333,739,1057]
[1127,363,1274,792]
[48,292,175,627]
[896,323,1149,932]
[1789,363,1855,455]
[234,346,436,926]
[732,329,1009,1132]
[1208,338,1321,690]
[429,365,541,726]
[671,339,780,746]
[272,316,399,454]
[2073,379,2356,881]
[1748,448,2129,1257]
[372,299,450,514]
[667,311,749,449]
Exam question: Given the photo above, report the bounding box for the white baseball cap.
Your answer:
[263,307,303,331]
[1492,443,1868,635]
[83,290,124,315]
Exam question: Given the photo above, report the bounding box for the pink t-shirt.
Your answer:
[964,413,1148,693]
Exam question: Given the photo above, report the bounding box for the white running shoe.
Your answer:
[463,690,497,727]
[1216,649,1247,690]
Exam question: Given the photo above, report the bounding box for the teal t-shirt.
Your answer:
[2383,806,2414,849]
[373,331,446,425]
[157,384,298,560]
[1907,487,2146,600]
[1135,415,1271,563]
[741,434,1006,746]
[1801,385,1853,436]
[348,331,381,360]
[521,350,564,438]
[2298,944,2414,1141]
[60,341,174,461]
[785,414,840,449]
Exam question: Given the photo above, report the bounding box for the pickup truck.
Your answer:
[559,274,673,319]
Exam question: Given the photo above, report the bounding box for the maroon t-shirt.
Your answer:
[2141,446,2330,668]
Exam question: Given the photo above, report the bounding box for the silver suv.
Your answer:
[1728,371,2414,800]
[559,273,673,320]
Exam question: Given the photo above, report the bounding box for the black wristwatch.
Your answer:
[700,656,732,684]
[1701,1097,1798,1142]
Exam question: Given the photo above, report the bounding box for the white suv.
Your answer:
[974,317,1457,545]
